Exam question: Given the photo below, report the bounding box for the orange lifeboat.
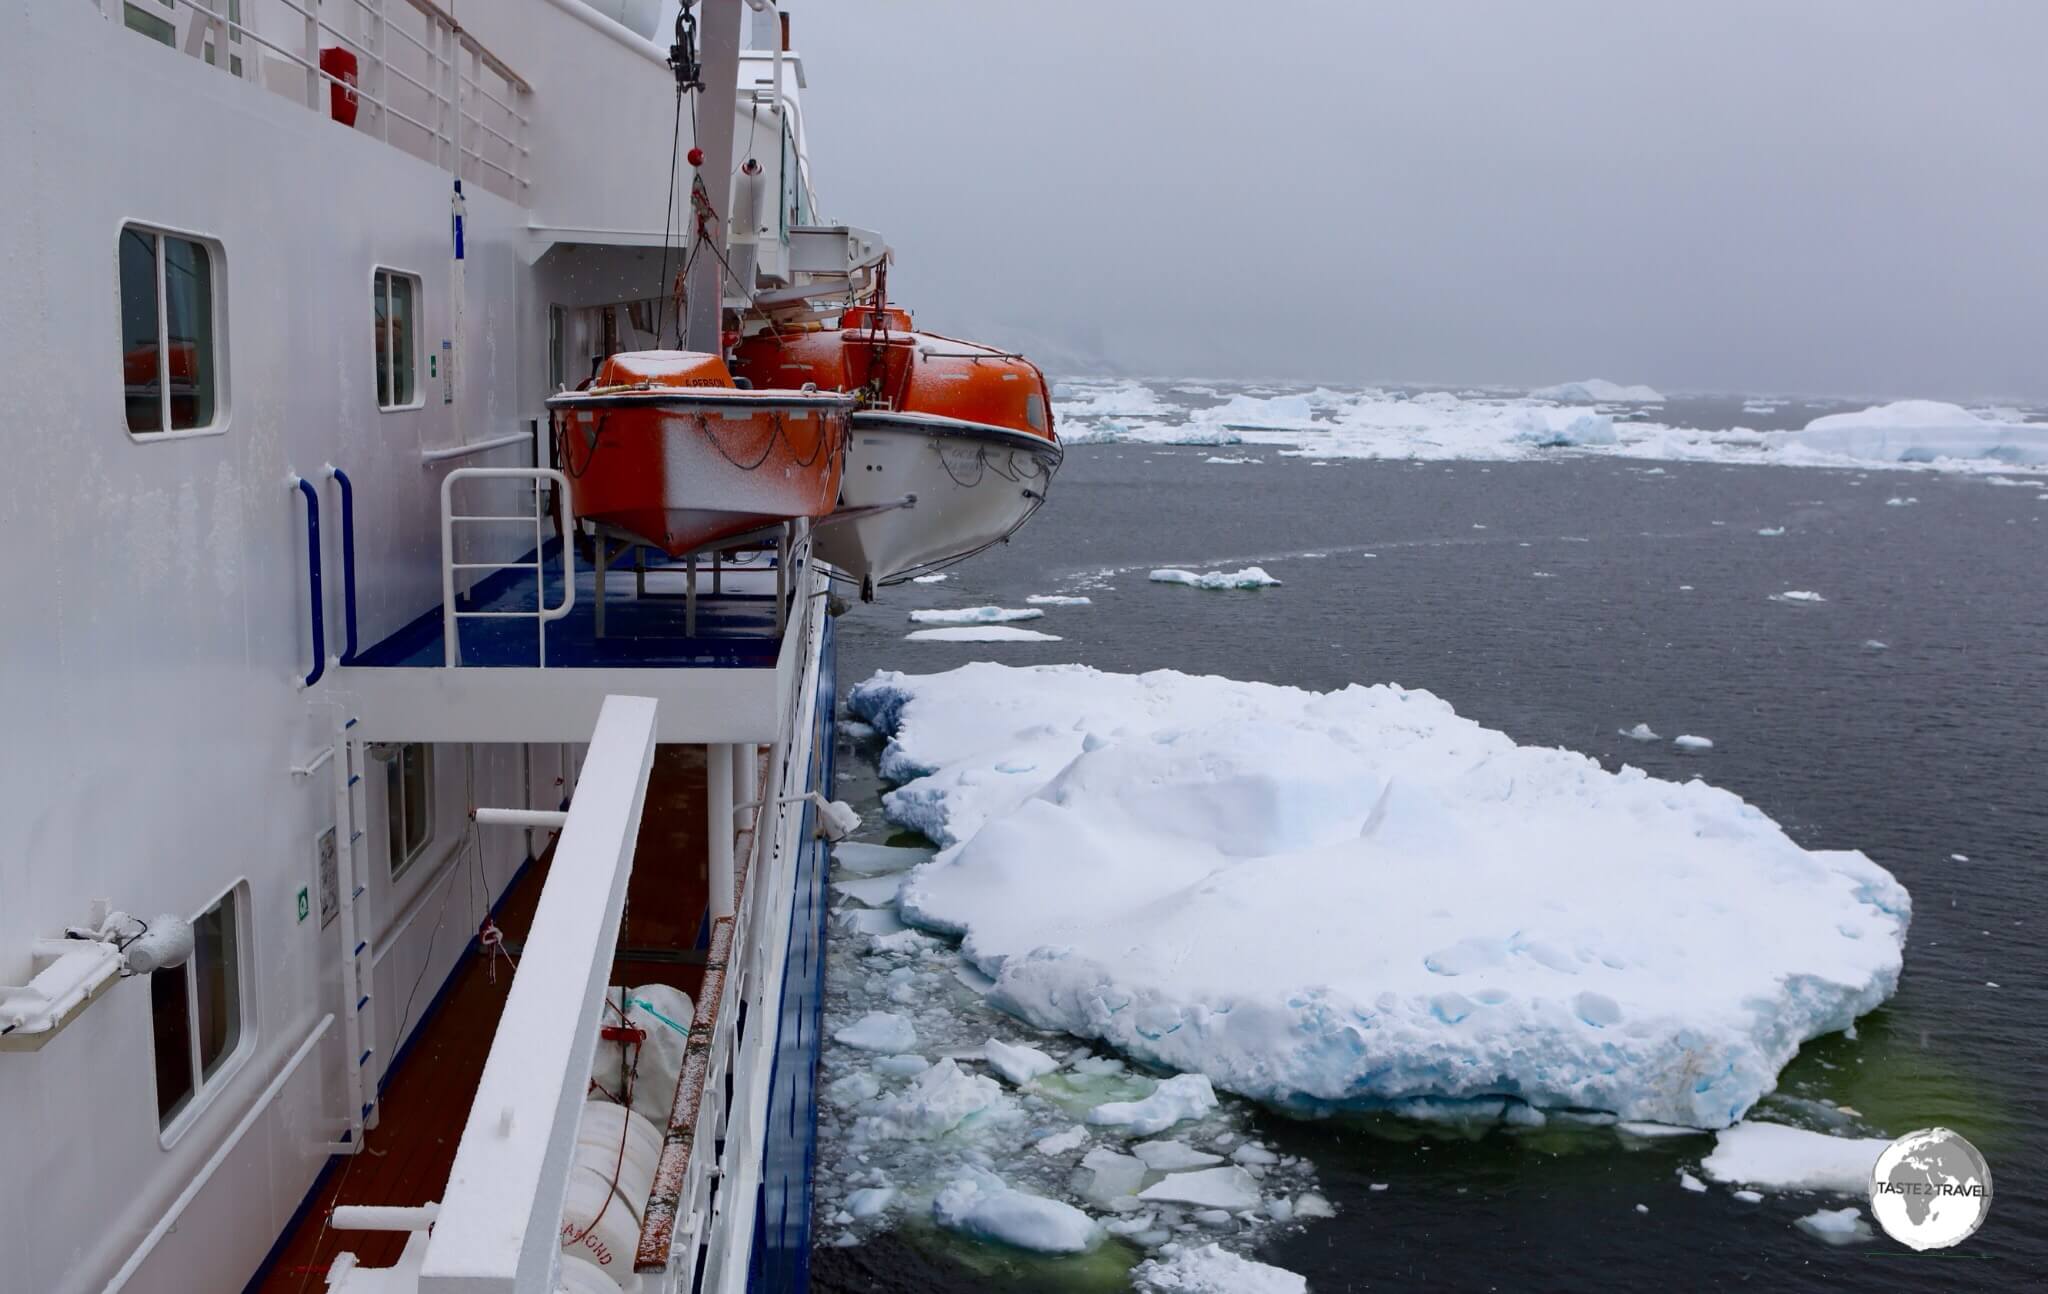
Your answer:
[546,350,855,557]
[731,306,1061,594]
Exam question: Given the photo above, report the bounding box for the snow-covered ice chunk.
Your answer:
[1531,380,1665,403]
[838,907,905,937]
[909,606,1045,625]
[1679,1171,1707,1192]
[1137,1166,1262,1211]
[1292,1192,1335,1218]
[1773,590,1826,603]
[848,663,1910,1128]
[1132,1243,1307,1294]
[855,1059,1017,1141]
[1757,527,1785,536]
[872,1053,930,1078]
[1505,408,1619,447]
[1026,595,1093,606]
[932,1168,1100,1253]
[1133,1140,1225,1171]
[1795,1206,1873,1245]
[910,573,949,584]
[1203,455,1260,465]
[984,1037,1059,1086]
[1673,734,1714,751]
[1699,1122,1889,1194]
[1862,640,1888,651]
[1885,497,1917,506]
[828,1071,880,1106]
[1618,1121,1707,1139]
[1619,723,1659,742]
[1230,1143,1279,1166]
[1086,1074,1220,1135]
[1148,567,1282,590]
[905,626,1063,643]
[1035,1125,1088,1155]
[1790,401,2048,467]
[835,1011,917,1052]
[846,1186,897,1218]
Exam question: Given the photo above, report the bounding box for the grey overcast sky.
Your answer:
[789,1,2047,399]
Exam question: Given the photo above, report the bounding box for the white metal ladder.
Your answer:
[439,467,576,667]
[320,711,382,1151]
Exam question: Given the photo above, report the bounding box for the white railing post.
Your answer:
[302,1,320,110]
[440,467,577,668]
[708,744,735,920]
[416,695,659,1293]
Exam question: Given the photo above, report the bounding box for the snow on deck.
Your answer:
[848,664,1910,1129]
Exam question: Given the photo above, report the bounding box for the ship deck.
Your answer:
[252,745,724,1290]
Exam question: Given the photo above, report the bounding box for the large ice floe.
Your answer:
[847,663,1910,1129]
[1529,378,1667,403]
[1049,376,2048,476]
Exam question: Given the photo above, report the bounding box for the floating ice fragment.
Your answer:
[1699,1122,1889,1194]
[1076,1147,1149,1206]
[846,1186,897,1218]
[833,842,933,875]
[1884,497,1917,506]
[1369,1183,1389,1192]
[855,1059,1016,1140]
[1679,1172,1707,1193]
[909,606,1045,625]
[828,1071,881,1106]
[932,1168,1100,1253]
[984,1037,1060,1086]
[1773,590,1826,603]
[1795,1206,1872,1245]
[872,1053,930,1078]
[1862,640,1888,650]
[1035,1125,1088,1155]
[905,626,1063,643]
[1087,1074,1219,1135]
[1733,1190,1763,1203]
[1138,1166,1262,1211]
[1620,723,1660,742]
[910,573,949,583]
[1230,1143,1279,1167]
[1026,594,1093,606]
[1132,1242,1308,1294]
[1757,527,1785,536]
[835,1011,917,1052]
[1673,734,1714,751]
[1634,1204,1649,1214]
[833,874,904,907]
[1949,853,1968,862]
[1531,380,1665,402]
[1292,1192,1335,1219]
[1133,1140,1225,1171]
[1148,567,1283,590]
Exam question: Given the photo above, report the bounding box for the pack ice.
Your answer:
[847,664,1910,1129]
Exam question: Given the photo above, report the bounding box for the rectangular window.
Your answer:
[385,743,435,878]
[375,269,420,409]
[151,887,246,1132]
[120,224,220,436]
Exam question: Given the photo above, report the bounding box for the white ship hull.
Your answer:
[820,412,1062,591]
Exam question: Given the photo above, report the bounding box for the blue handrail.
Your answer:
[328,466,360,663]
[294,476,325,688]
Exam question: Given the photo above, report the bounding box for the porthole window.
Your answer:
[121,225,223,436]
[375,268,421,410]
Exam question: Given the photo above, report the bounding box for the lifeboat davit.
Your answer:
[732,306,1061,594]
[546,350,854,557]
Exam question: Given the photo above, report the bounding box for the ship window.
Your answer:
[121,225,221,437]
[384,743,435,878]
[375,269,421,410]
[152,885,248,1137]
[1025,392,1047,432]
[122,3,175,46]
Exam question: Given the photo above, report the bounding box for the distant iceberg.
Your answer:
[1149,567,1283,590]
[1503,408,1619,448]
[1530,379,1666,403]
[1787,400,2048,466]
[848,664,1909,1129]
[908,606,1045,625]
[904,626,1063,643]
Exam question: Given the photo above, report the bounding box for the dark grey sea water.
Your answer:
[816,418,2046,1290]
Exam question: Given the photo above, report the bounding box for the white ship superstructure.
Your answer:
[0,3,871,1291]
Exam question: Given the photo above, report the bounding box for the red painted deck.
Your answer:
[256,745,717,1292]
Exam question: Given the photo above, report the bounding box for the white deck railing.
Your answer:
[91,0,531,202]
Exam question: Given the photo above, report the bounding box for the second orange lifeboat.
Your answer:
[732,306,1061,594]
[546,350,855,557]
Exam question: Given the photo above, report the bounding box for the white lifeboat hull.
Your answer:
[818,412,1062,589]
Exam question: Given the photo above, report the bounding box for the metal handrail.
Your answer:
[289,474,326,688]
[324,464,360,662]
[438,468,576,667]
